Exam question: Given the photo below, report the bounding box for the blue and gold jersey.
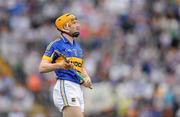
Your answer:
[42,34,83,84]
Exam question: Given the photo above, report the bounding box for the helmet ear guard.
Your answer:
[61,23,70,33]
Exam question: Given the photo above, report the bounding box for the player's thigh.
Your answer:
[63,106,84,117]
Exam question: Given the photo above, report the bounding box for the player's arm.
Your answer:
[39,43,73,73]
[39,59,72,73]
[81,67,92,88]
[39,59,61,73]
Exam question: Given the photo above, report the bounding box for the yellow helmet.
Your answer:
[55,13,77,31]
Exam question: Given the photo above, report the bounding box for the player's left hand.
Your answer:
[82,76,92,89]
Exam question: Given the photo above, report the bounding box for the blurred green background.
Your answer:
[0,0,180,117]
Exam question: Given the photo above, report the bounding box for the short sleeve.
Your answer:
[42,43,55,62]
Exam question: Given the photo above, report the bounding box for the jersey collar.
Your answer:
[61,34,75,45]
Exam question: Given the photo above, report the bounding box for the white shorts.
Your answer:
[53,79,84,112]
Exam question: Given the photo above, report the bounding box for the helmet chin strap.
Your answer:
[61,30,72,37]
[60,30,80,37]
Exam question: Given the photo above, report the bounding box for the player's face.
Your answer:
[69,20,80,37]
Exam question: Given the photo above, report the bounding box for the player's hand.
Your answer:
[82,76,92,89]
[64,61,74,69]
[56,60,74,69]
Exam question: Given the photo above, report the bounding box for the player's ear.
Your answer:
[63,23,70,32]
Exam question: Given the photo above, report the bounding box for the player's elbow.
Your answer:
[38,67,43,73]
[38,64,45,73]
[39,60,52,73]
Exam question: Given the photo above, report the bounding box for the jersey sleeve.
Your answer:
[42,43,56,62]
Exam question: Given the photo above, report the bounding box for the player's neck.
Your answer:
[62,33,74,44]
